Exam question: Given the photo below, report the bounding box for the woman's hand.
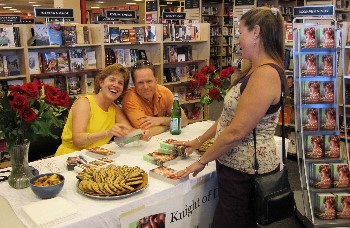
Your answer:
[176,160,206,178]
[141,129,152,141]
[107,123,132,138]
[173,138,202,156]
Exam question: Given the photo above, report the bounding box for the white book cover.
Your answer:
[86,50,96,69]
[86,77,95,94]
[124,49,132,67]
[28,52,41,74]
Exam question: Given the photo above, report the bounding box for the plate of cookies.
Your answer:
[76,164,148,199]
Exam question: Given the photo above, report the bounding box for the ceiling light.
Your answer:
[29,2,37,3]
[14,11,21,13]
[0,4,5,6]
[3,6,12,9]
[96,1,105,3]
[9,9,17,11]
[126,2,136,4]
[90,6,100,9]
[133,0,144,1]
[33,5,41,7]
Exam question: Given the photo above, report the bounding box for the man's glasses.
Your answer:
[132,60,153,69]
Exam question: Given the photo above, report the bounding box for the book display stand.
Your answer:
[293,6,350,227]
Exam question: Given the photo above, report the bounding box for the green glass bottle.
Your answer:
[170,93,181,135]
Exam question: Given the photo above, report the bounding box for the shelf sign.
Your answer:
[96,16,119,22]
[34,8,74,18]
[18,19,34,24]
[0,16,21,23]
[235,0,254,6]
[146,0,158,12]
[185,0,199,9]
[159,1,181,6]
[105,10,136,19]
[47,17,74,22]
[293,5,334,17]
[163,12,186,20]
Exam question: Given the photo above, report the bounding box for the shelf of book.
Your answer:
[293,14,350,226]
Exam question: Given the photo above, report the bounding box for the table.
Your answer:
[0,121,218,228]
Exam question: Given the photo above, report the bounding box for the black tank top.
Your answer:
[238,63,287,115]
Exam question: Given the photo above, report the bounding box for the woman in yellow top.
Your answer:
[56,63,147,156]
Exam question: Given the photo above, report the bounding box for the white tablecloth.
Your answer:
[0,121,217,228]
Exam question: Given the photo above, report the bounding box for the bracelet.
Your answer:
[196,137,201,144]
[197,157,207,166]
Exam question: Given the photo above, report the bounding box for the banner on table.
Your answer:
[120,174,218,227]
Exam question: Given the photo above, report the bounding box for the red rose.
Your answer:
[208,88,220,100]
[220,68,231,79]
[208,65,215,73]
[19,105,38,122]
[9,93,28,110]
[200,66,209,74]
[9,85,22,93]
[195,73,208,87]
[212,78,222,87]
[189,80,198,89]
[44,85,70,107]
[228,66,235,74]
[21,80,40,99]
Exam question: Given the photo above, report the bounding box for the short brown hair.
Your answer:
[94,63,130,94]
[131,60,156,83]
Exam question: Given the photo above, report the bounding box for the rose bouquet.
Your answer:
[0,79,70,149]
[188,65,235,104]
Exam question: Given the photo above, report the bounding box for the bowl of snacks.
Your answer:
[29,173,65,199]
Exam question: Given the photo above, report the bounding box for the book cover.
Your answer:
[34,24,50,46]
[163,24,170,41]
[124,49,132,67]
[0,27,15,47]
[138,50,147,60]
[120,29,130,43]
[57,52,70,72]
[28,52,41,74]
[183,25,192,41]
[145,25,156,42]
[168,45,178,63]
[302,81,321,104]
[83,26,91,44]
[177,46,187,62]
[62,26,77,46]
[109,27,120,43]
[113,49,125,66]
[0,55,4,76]
[48,24,62,46]
[114,129,144,147]
[285,23,293,43]
[301,54,317,76]
[321,108,336,131]
[302,108,318,131]
[86,77,95,94]
[129,28,137,43]
[104,25,110,43]
[6,55,20,76]
[313,164,332,189]
[67,76,81,95]
[54,76,66,91]
[301,26,317,49]
[41,78,55,86]
[143,152,179,166]
[86,51,96,69]
[324,135,340,158]
[315,193,336,219]
[149,166,188,185]
[44,51,58,73]
[76,24,85,45]
[318,27,334,48]
[332,163,350,188]
[318,54,334,76]
[321,81,334,104]
[335,193,350,219]
[305,135,323,159]
[174,25,182,41]
[69,49,87,71]
[134,27,145,42]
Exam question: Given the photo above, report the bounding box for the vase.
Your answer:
[8,140,34,189]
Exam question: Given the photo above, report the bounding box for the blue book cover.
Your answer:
[109,27,120,43]
[48,24,62,46]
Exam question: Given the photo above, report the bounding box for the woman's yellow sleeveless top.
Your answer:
[55,95,117,156]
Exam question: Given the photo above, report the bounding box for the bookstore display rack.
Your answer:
[202,0,233,70]
[0,23,210,124]
[294,15,350,227]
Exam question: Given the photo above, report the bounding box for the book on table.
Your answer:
[149,166,188,185]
